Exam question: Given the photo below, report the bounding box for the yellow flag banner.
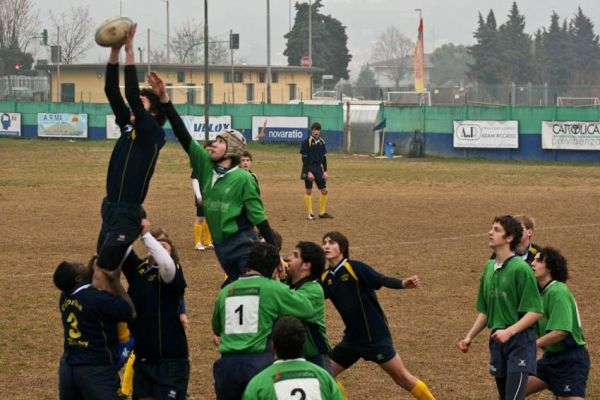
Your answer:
[413,18,425,93]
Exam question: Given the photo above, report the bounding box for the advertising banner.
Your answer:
[38,113,88,138]
[0,112,21,137]
[453,120,519,149]
[251,116,309,142]
[541,121,600,150]
[181,116,232,141]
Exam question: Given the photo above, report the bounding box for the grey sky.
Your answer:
[32,0,600,79]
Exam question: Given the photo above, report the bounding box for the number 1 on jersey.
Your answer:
[225,295,259,334]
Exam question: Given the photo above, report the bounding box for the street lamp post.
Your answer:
[308,0,312,62]
[203,0,209,140]
[165,0,170,63]
[266,0,272,104]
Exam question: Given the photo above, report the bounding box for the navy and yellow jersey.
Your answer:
[59,283,133,366]
[320,259,391,343]
[122,250,188,360]
[300,136,327,176]
[490,243,541,265]
[104,63,166,204]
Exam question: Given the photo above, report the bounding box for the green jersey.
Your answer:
[188,141,267,245]
[536,280,586,353]
[294,280,331,358]
[476,256,543,330]
[212,275,316,353]
[243,358,344,400]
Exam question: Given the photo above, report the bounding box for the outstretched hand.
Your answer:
[124,22,137,54]
[402,275,421,289]
[148,71,169,103]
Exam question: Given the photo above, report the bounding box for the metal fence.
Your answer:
[0,75,50,101]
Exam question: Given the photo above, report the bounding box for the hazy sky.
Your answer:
[31,0,600,79]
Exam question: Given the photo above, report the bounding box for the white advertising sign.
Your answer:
[453,121,519,149]
[181,115,232,141]
[542,121,600,150]
[0,112,21,137]
[106,115,121,139]
[251,116,309,142]
[38,113,88,138]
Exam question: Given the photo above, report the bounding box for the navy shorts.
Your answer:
[489,327,537,378]
[59,357,121,400]
[306,354,333,376]
[214,229,259,286]
[331,336,396,369]
[303,167,326,190]
[133,358,189,400]
[97,198,145,270]
[213,352,273,400]
[195,195,205,217]
[534,346,590,398]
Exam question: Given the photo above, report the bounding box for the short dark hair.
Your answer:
[139,88,166,126]
[310,122,321,131]
[322,231,349,259]
[296,241,326,279]
[53,261,84,293]
[273,316,306,359]
[246,242,280,277]
[538,247,569,282]
[241,150,253,160]
[493,215,523,251]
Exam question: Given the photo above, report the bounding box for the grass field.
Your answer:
[0,138,598,399]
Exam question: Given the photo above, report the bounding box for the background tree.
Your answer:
[0,0,39,50]
[533,13,573,85]
[0,46,34,75]
[496,2,534,83]
[468,10,500,83]
[370,26,414,89]
[169,19,228,64]
[284,0,351,85]
[569,7,600,84]
[49,5,93,64]
[429,43,472,86]
[354,63,378,99]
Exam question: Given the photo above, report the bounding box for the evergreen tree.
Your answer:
[496,2,534,83]
[284,0,351,84]
[541,13,573,85]
[430,43,473,85]
[569,7,600,84]
[468,10,500,83]
[354,63,378,99]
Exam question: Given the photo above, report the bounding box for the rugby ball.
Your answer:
[95,17,133,47]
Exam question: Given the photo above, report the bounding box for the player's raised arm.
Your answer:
[104,45,130,127]
[123,23,146,120]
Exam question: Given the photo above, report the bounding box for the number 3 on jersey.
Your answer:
[225,294,259,334]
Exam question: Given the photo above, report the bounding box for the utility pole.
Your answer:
[147,28,151,76]
[266,0,272,104]
[57,26,61,102]
[308,0,312,62]
[204,0,209,141]
[165,0,170,63]
[230,29,235,104]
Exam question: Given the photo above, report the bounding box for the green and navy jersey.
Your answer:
[122,251,188,360]
[300,136,327,174]
[59,283,133,366]
[320,259,391,343]
[243,358,344,400]
[188,141,267,245]
[291,278,331,358]
[212,275,316,354]
[537,280,586,353]
[476,256,543,330]
[104,63,165,204]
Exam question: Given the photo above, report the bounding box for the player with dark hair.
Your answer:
[321,231,435,400]
[120,220,189,400]
[243,316,344,400]
[301,122,332,220]
[526,247,590,399]
[95,22,166,288]
[55,259,134,400]
[458,215,543,400]
[147,72,276,285]
[241,150,259,187]
[286,241,331,370]
[211,242,317,400]
[491,214,541,264]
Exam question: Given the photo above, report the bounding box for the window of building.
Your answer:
[177,71,185,83]
[224,71,243,83]
[258,71,278,83]
[166,83,173,100]
[288,84,297,101]
[246,83,254,102]
[136,70,146,84]
[187,83,196,104]
[61,83,75,102]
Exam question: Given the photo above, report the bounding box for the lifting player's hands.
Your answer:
[457,337,472,353]
[148,71,170,103]
[124,22,137,55]
[141,218,150,236]
[401,275,421,289]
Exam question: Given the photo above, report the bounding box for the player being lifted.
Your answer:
[147,71,276,285]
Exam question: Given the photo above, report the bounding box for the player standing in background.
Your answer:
[243,316,344,400]
[286,241,332,371]
[54,258,134,400]
[147,71,277,285]
[192,145,213,251]
[301,122,332,220]
[120,220,189,400]
[321,231,435,400]
[211,243,316,400]
[458,215,543,400]
[526,247,590,399]
[241,150,260,188]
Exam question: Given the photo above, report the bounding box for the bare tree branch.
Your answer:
[0,0,39,49]
[50,5,94,64]
[170,19,228,64]
[371,26,415,88]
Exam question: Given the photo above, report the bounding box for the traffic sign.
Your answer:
[301,56,312,67]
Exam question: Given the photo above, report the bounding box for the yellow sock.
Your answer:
[319,194,328,215]
[336,380,349,400]
[194,222,202,244]
[120,352,136,396]
[117,322,130,343]
[203,222,212,245]
[410,379,435,400]
[304,194,313,215]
